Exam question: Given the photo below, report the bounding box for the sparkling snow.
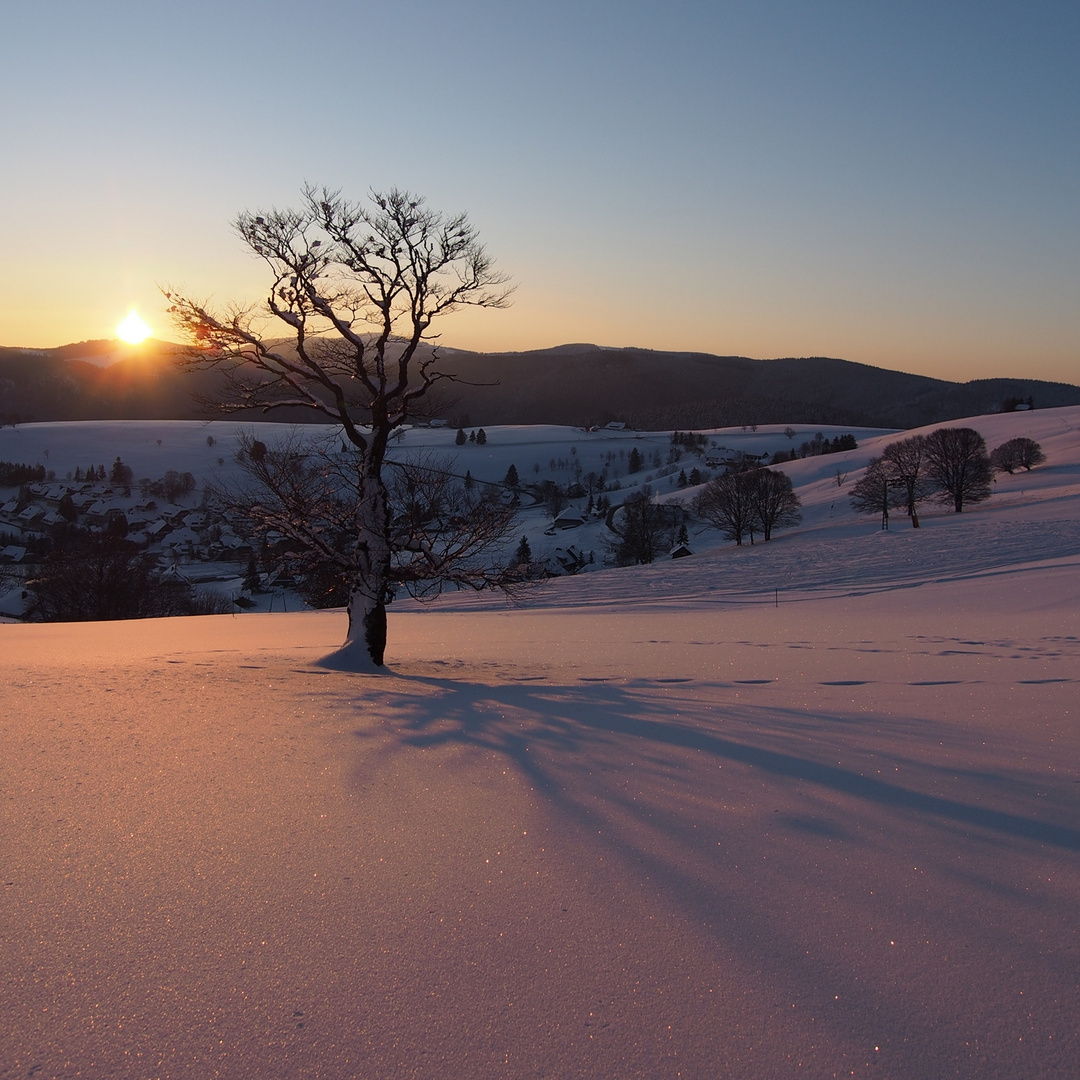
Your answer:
[2,407,1078,1078]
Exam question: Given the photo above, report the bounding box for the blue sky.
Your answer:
[1,0,1077,383]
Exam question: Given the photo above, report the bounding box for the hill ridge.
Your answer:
[1,340,1077,430]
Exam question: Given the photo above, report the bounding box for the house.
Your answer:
[552,507,586,529]
[218,531,247,551]
[17,505,45,526]
[0,585,31,620]
[552,545,588,574]
[161,526,201,555]
[158,563,192,585]
[144,519,172,542]
[670,542,693,559]
[39,510,67,533]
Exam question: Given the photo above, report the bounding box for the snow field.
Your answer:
[2,405,1079,1078]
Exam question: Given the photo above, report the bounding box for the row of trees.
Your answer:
[455,427,487,445]
[796,432,858,458]
[692,468,802,545]
[850,428,1045,528]
[0,461,48,486]
[25,534,233,621]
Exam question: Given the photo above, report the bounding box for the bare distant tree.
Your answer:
[27,535,189,621]
[990,437,1046,474]
[745,468,801,541]
[693,471,756,546]
[849,456,902,530]
[610,489,666,565]
[214,431,519,615]
[166,186,513,667]
[693,468,800,544]
[924,427,993,513]
[881,433,933,527]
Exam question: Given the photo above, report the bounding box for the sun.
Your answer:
[116,309,153,345]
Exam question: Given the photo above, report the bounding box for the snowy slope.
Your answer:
[2,406,1078,1079]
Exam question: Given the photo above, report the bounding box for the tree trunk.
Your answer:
[343,591,387,668]
[336,470,392,670]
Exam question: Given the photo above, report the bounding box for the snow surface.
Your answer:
[2,407,1079,1078]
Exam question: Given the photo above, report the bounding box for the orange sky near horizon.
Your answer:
[7,275,1076,389]
[1,2,1077,388]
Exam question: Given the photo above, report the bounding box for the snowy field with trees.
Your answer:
[0,417,889,624]
[2,405,1078,1078]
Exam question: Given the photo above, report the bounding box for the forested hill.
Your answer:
[2,340,1078,430]
[432,346,1080,429]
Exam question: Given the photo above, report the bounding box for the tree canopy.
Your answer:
[924,427,993,513]
[166,186,513,668]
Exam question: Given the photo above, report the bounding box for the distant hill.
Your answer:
[0,341,231,426]
[418,345,1080,430]
[2,339,1077,430]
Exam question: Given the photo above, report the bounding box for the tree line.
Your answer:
[691,468,802,546]
[850,429,1045,528]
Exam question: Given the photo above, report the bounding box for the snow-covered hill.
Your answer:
[2,407,1078,1078]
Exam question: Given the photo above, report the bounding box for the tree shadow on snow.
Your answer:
[329,672,1080,1065]
[342,674,1080,854]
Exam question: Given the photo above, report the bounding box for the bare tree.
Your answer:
[214,431,519,625]
[745,468,801,541]
[849,456,902,530]
[692,471,756,546]
[166,186,513,667]
[990,437,1046,474]
[924,427,993,513]
[881,433,932,527]
[693,467,801,544]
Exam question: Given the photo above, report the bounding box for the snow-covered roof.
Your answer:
[553,507,585,526]
[0,586,30,618]
[162,527,200,548]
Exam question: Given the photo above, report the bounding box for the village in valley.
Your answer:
[0,418,880,622]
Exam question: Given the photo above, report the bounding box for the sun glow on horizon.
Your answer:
[116,309,153,345]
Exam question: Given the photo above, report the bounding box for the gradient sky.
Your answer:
[1,1,1077,384]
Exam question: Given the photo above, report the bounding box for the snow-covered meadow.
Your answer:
[2,407,1078,1078]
